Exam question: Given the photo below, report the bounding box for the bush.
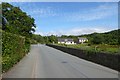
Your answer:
[30,39,38,44]
[2,30,30,72]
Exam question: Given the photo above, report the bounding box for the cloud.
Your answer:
[65,3,117,21]
[29,7,58,17]
[35,27,116,36]
[10,2,59,17]
[31,3,117,21]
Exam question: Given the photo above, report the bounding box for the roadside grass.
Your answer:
[56,43,119,54]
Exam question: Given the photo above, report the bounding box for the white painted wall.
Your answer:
[79,39,88,43]
[58,41,75,44]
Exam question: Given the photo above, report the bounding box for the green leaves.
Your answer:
[1,3,33,72]
[91,34,104,44]
[2,31,30,72]
[2,2,36,38]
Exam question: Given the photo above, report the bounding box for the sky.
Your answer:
[4,0,120,2]
[10,2,118,36]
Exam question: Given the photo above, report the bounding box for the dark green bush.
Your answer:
[2,30,30,72]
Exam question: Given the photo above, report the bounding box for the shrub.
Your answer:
[2,30,30,72]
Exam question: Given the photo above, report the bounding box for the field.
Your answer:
[57,43,119,54]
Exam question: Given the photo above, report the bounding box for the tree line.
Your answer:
[32,29,119,45]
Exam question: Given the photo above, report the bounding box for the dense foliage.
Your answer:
[31,34,45,44]
[2,30,30,72]
[86,29,119,45]
[1,3,36,72]
[31,34,57,44]
[2,2,36,38]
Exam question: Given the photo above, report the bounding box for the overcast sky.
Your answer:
[10,2,118,36]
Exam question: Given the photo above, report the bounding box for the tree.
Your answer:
[61,35,68,38]
[91,34,104,44]
[2,3,36,38]
[48,35,57,43]
[32,34,45,44]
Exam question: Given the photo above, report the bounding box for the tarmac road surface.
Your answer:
[2,44,119,78]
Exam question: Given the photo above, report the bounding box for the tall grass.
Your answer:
[57,43,119,54]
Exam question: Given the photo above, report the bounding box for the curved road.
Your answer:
[3,44,118,78]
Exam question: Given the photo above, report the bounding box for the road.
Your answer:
[3,44,118,78]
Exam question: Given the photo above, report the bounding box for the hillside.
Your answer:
[80,29,119,45]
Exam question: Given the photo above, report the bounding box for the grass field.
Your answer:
[57,43,119,54]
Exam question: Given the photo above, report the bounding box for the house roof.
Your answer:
[78,37,88,40]
[58,38,74,42]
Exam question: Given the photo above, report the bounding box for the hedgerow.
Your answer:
[2,30,30,72]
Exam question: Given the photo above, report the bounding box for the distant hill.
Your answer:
[79,29,119,45]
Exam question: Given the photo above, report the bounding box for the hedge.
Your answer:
[2,30,30,72]
[46,44,120,72]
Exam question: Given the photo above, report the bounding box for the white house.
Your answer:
[78,37,88,43]
[58,38,75,44]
